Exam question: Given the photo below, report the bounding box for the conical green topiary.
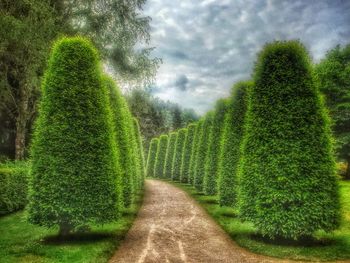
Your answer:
[131,117,143,191]
[164,132,177,178]
[146,138,159,178]
[154,134,168,178]
[104,76,134,207]
[180,123,197,183]
[194,113,213,191]
[28,37,121,235]
[238,40,340,240]
[133,118,145,188]
[172,128,187,181]
[218,82,250,206]
[204,99,228,195]
[189,121,202,185]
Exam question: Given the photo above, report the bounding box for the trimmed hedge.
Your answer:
[218,82,250,206]
[180,123,197,183]
[189,121,202,185]
[104,76,134,207]
[0,162,29,215]
[194,113,213,191]
[238,40,340,240]
[164,132,177,179]
[133,117,145,188]
[28,37,121,234]
[154,134,168,178]
[172,128,187,181]
[204,99,228,195]
[146,138,159,178]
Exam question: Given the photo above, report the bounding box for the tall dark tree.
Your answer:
[238,41,340,240]
[315,44,350,179]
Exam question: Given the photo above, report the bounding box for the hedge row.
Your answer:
[149,40,340,241]
[27,37,145,235]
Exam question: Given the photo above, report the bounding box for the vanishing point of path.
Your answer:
[109,180,307,263]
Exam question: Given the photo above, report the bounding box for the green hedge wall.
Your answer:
[204,99,228,195]
[189,121,202,185]
[164,132,177,178]
[154,134,168,178]
[180,123,197,183]
[133,118,145,188]
[146,138,159,178]
[218,82,250,206]
[238,40,340,240]
[28,37,121,234]
[172,128,187,181]
[194,113,213,191]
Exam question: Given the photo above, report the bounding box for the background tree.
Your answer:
[315,44,350,179]
[146,137,158,177]
[154,134,168,178]
[28,37,121,236]
[180,123,197,183]
[163,132,177,178]
[218,82,250,206]
[194,113,213,191]
[238,41,340,240]
[204,99,228,195]
[172,128,187,181]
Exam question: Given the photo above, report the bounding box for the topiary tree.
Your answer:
[164,132,177,178]
[104,76,134,207]
[130,116,143,192]
[154,134,168,178]
[180,123,197,183]
[238,40,340,240]
[146,138,159,178]
[189,121,202,185]
[204,99,228,195]
[172,128,187,181]
[133,117,145,188]
[194,113,213,191]
[218,82,250,206]
[27,37,121,236]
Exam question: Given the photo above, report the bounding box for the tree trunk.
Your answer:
[59,222,72,238]
[345,157,350,180]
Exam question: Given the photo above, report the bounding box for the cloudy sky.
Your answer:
[144,0,350,115]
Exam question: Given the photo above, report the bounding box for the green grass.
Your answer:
[0,192,143,263]
[169,179,350,262]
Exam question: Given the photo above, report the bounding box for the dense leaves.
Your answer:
[189,121,202,185]
[146,137,159,178]
[172,128,187,181]
[180,123,197,183]
[163,132,177,178]
[154,135,168,178]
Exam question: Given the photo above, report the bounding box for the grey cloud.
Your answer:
[174,74,189,91]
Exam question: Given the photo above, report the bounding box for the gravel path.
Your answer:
[108,179,312,263]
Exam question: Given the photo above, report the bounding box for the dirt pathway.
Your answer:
[109,179,308,263]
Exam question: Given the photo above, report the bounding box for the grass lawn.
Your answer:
[169,179,350,262]
[0,192,143,263]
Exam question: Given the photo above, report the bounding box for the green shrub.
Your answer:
[133,118,145,188]
[218,82,250,206]
[189,121,202,185]
[146,138,159,177]
[194,113,213,191]
[204,99,228,195]
[0,162,29,215]
[238,40,340,240]
[154,134,168,178]
[28,37,121,235]
[164,132,177,178]
[172,128,187,181]
[180,123,197,183]
[104,76,134,207]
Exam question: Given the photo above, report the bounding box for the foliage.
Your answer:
[172,128,187,181]
[163,132,177,179]
[189,121,202,185]
[133,117,146,188]
[180,123,197,183]
[204,99,228,195]
[104,76,134,207]
[27,37,121,234]
[146,137,159,177]
[238,40,340,240]
[154,134,168,178]
[218,82,250,206]
[315,44,350,179]
[194,113,213,191]
[0,161,29,215]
